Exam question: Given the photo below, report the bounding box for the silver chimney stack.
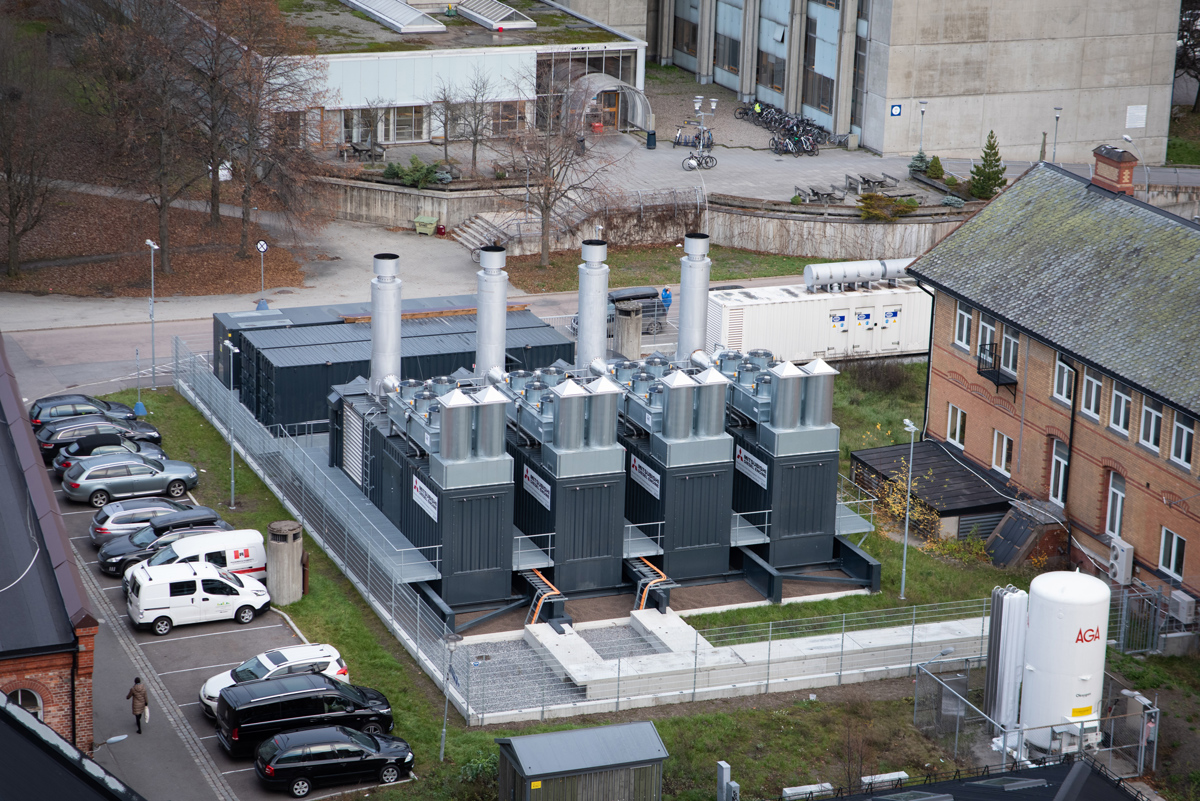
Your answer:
[576,239,609,367]
[369,253,402,396]
[476,245,508,379]
[675,233,711,361]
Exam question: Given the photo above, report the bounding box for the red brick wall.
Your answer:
[927,293,1200,584]
[0,623,95,750]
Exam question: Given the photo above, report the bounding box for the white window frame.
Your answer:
[954,301,972,350]
[992,430,1013,476]
[1053,354,1075,404]
[1172,413,1194,470]
[1105,472,1124,538]
[947,404,966,449]
[1048,440,1068,506]
[1160,526,1186,580]
[1110,383,1132,434]
[979,314,996,351]
[1140,397,1163,451]
[6,689,42,721]
[1081,368,1102,419]
[1000,328,1019,374]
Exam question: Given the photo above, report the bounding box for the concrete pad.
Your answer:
[631,608,714,651]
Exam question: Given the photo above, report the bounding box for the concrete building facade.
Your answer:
[648,0,1177,162]
[909,154,1200,596]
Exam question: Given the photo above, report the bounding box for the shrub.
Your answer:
[908,150,930,172]
[383,155,441,188]
[857,193,918,221]
[970,130,1006,199]
[840,360,910,394]
[941,195,965,208]
[791,194,804,205]
[944,174,958,187]
[926,155,944,179]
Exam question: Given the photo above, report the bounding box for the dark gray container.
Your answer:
[619,433,733,580]
[729,427,839,569]
[507,433,626,593]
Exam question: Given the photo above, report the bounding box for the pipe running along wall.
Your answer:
[676,233,711,360]
[476,246,509,379]
[369,253,402,396]
[576,240,610,367]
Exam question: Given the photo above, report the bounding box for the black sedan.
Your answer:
[29,394,136,431]
[97,515,231,576]
[255,726,412,798]
[35,414,162,462]
[53,433,168,477]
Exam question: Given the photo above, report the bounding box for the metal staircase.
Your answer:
[520,568,565,625]
[624,557,678,612]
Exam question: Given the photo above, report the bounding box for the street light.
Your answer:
[1121,134,1150,194]
[92,734,128,773]
[439,632,463,762]
[146,240,159,390]
[899,418,920,601]
[1052,107,1062,162]
[918,100,928,154]
[693,96,716,152]
[221,340,239,511]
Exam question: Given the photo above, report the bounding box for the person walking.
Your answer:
[661,287,672,312]
[126,678,148,734]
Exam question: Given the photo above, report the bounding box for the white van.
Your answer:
[136,529,266,581]
[126,562,271,636]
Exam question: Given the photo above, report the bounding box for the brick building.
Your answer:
[0,340,97,750]
[903,151,1199,595]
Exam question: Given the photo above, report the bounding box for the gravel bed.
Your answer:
[453,638,586,714]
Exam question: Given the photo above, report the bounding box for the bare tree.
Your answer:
[426,77,459,165]
[70,5,153,157]
[1178,0,1200,111]
[457,66,495,174]
[489,70,618,267]
[226,0,330,257]
[0,19,60,277]
[186,0,244,227]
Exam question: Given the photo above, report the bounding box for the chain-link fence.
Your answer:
[175,337,991,727]
[914,661,1160,778]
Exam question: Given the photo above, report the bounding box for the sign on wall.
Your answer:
[630,455,661,500]
[413,476,439,522]
[523,465,552,511]
[735,445,769,489]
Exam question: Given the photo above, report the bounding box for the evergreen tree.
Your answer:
[970,131,1006,199]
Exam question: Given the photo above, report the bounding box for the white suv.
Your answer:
[198,643,348,718]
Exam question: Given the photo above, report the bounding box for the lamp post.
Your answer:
[221,340,239,510]
[1122,134,1150,194]
[439,632,463,762]
[92,734,128,773]
[899,418,920,600]
[1052,107,1062,162]
[255,239,269,310]
[693,96,716,152]
[146,240,159,389]
[918,100,927,154]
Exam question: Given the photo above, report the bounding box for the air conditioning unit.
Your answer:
[1109,539,1134,585]
[1169,589,1196,625]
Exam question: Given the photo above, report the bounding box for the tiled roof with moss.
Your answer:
[908,162,1200,416]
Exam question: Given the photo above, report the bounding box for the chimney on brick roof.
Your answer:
[1091,145,1138,195]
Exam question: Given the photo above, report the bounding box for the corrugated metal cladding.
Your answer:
[515,765,663,801]
[368,424,514,607]
[619,434,733,580]
[507,433,625,592]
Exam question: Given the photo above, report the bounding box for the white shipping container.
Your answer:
[705,282,933,361]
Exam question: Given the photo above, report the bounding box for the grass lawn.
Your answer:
[1167,107,1200,165]
[834,360,928,476]
[101,386,959,800]
[505,244,834,294]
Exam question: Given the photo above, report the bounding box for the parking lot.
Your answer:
[53,470,414,801]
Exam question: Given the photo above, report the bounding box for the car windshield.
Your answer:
[346,728,376,750]
[144,458,164,471]
[232,657,272,682]
[96,399,111,411]
[129,526,157,547]
[341,684,367,705]
[147,545,178,566]
[218,569,243,588]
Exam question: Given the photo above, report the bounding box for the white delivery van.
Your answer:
[136,529,266,581]
[126,561,271,636]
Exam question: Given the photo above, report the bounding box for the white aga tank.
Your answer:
[1019,571,1110,749]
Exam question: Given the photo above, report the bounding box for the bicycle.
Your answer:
[682,150,717,170]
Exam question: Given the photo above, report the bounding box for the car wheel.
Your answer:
[89,490,110,508]
[289,778,312,798]
[120,561,138,577]
[380,764,401,784]
[235,606,255,625]
[166,480,187,498]
[152,617,172,636]
[362,722,385,735]
[646,320,663,334]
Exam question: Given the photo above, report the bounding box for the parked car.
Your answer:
[53,433,168,477]
[89,498,197,547]
[255,726,412,798]
[62,452,197,508]
[36,414,162,462]
[568,286,668,337]
[216,673,394,758]
[137,529,267,591]
[200,643,348,719]
[97,508,232,576]
[29,394,136,431]
[125,561,270,636]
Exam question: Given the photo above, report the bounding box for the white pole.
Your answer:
[900,418,919,600]
[148,241,158,390]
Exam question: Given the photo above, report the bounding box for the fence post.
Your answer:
[692,630,699,702]
[615,656,621,713]
[908,607,917,675]
[838,613,846,685]
[913,666,920,726]
[764,622,772,694]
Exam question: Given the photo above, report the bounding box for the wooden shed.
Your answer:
[495,722,669,801]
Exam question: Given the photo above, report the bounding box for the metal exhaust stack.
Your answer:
[476,246,508,380]
[576,239,609,367]
[675,233,711,361]
[369,253,402,396]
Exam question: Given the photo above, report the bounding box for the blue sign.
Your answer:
[890,104,902,117]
